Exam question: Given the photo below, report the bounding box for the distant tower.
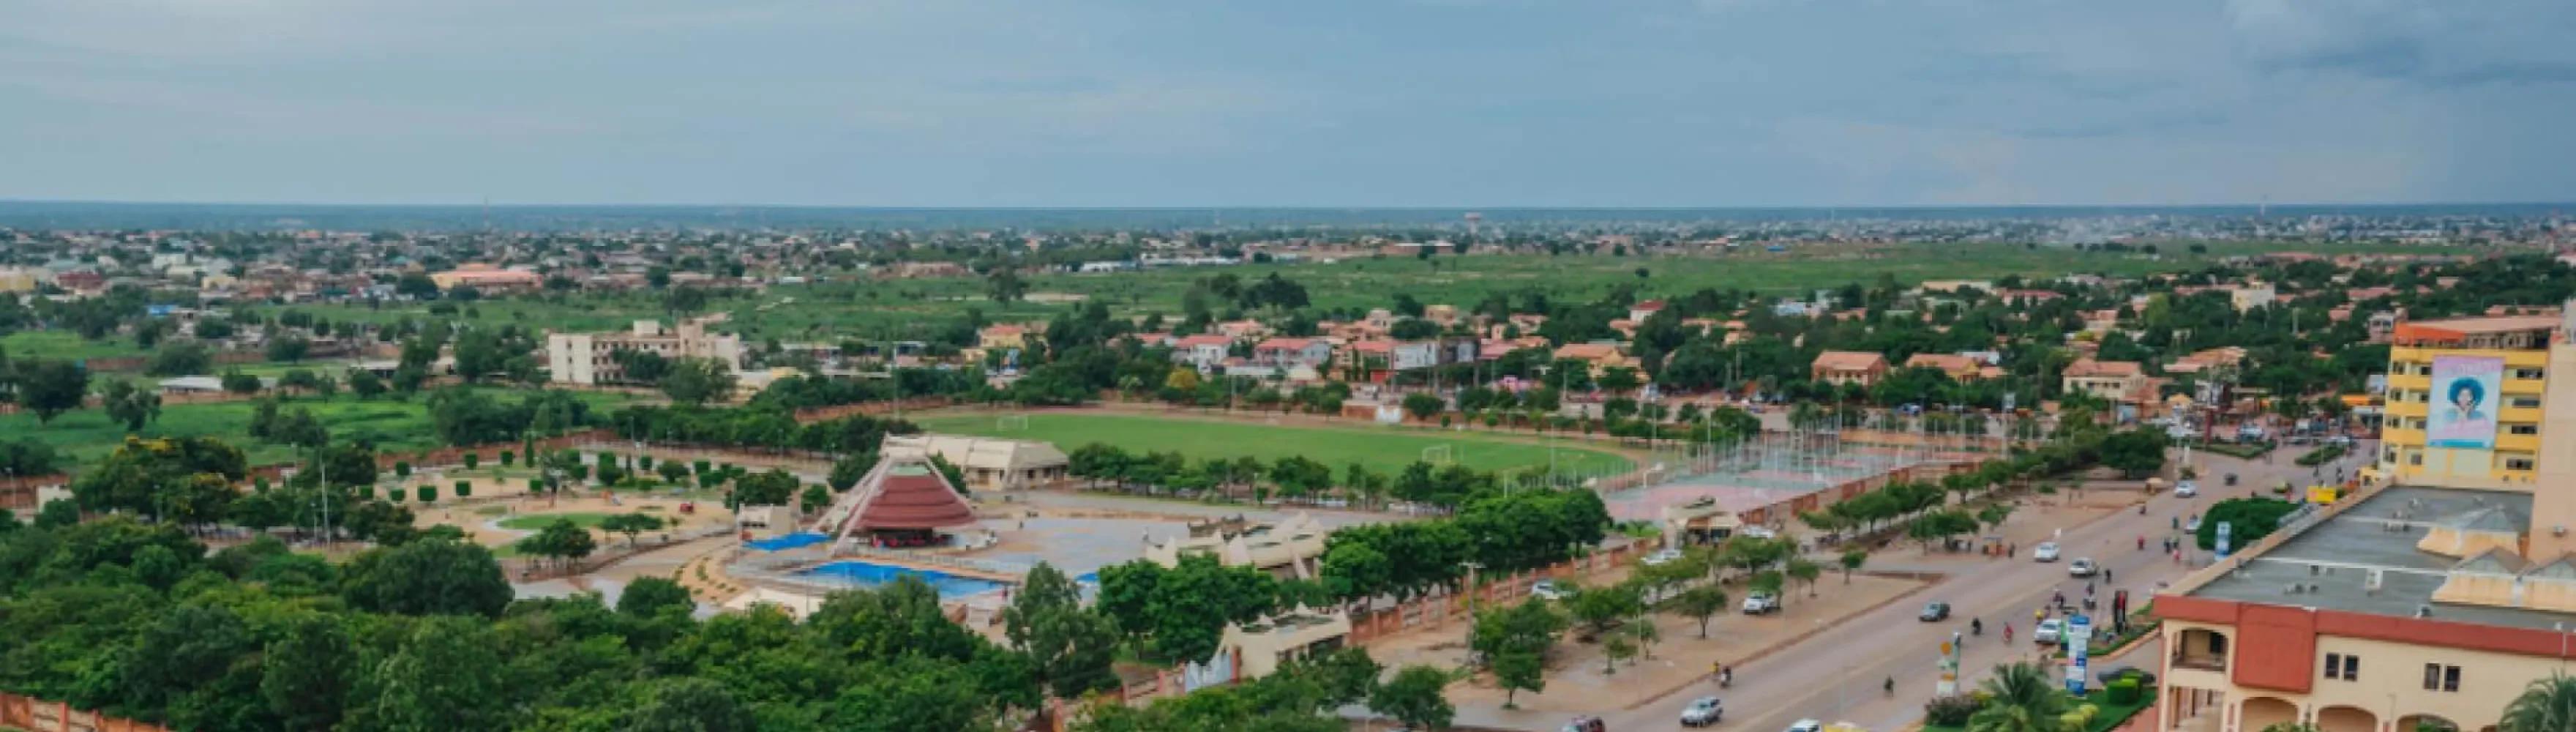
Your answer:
[1464,212,1483,237]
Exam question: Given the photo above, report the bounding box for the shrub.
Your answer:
[416,485,435,504]
[387,487,403,502]
[253,477,271,492]
[463,453,480,470]
[2294,444,2346,467]
[693,459,711,475]
[501,450,516,466]
[637,455,654,470]
[394,460,412,478]
[571,465,591,482]
[2105,677,2142,705]
[454,480,471,498]
[1925,695,1982,726]
[599,450,618,468]
[528,477,544,493]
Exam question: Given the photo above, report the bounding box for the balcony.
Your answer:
[2171,651,2227,672]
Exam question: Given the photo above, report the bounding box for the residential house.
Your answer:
[2061,358,2151,402]
[1551,342,1637,378]
[1251,337,1333,368]
[1902,353,2002,381]
[1171,335,1233,370]
[1811,351,1891,386]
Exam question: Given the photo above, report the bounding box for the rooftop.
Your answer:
[2182,485,2576,631]
[2397,315,2558,336]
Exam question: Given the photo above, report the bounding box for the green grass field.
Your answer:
[911,411,1631,477]
[4,388,645,468]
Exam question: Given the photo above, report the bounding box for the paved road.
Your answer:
[1595,444,2370,732]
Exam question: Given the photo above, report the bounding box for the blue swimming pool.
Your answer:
[799,560,1008,599]
[746,532,832,552]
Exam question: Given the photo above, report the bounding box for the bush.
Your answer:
[501,450,516,466]
[416,485,435,504]
[599,450,618,468]
[528,477,544,493]
[571,465,591,482]
[2195,497,2299,550]
[254,477,271,492]
[638,455,654,469]
[2294,444,2346,466]
[1925,695,1982,726]
[463,453,480,470]
[387,487,402,502]
[2104,677,2142,705]
[454,480,471,498]
[693,460,711,475]
[394,460,412,478]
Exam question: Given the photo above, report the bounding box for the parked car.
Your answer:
[2032,542,2062,562]
[1741,526,1780,539]
[1562,716,1606,732]
[1531,580,1572,601]
[1682,697,1726,727]
[1919,601,1952,621]
[2034,619,2065,645]
[1786,719,1825,732]
[2069,558,2098,577]
[2174,480,2198,498]
[1643,548,1685,566]
[1742,591,1781,615]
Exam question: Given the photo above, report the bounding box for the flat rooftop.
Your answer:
[2184,485,2576,631]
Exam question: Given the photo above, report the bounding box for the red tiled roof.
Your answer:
[847,469,977,531]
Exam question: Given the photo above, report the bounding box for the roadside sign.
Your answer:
[2065,613,2093,695]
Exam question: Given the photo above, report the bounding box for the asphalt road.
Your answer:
[1601,445,2366,732]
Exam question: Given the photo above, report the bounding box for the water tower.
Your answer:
[1464,212,1483,237]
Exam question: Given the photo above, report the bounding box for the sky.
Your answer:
[4,0,2575,208]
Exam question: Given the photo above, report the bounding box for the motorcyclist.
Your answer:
[1972,618,1983,635]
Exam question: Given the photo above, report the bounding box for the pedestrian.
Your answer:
[2105,567,2114,583]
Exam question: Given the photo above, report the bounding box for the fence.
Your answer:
[0,692,171,732]
[1345,542,1645,643]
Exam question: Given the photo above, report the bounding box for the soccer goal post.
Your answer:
[1421,444,1453,465]
[997,414,1030,431]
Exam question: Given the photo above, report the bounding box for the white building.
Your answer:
[547,318,744,385]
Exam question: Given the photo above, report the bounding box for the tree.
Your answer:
[2098,428,2170,478]
[2502,673,2576,732]
[828,452,880,491]
[1370,665,1454,731]
[261,613,356,732]
[220,367,263,395]
[1001,562,1121,698]
[986,268,1028,303]
[1968,662,2073,732]
[600,512,666,547]
[1668,585,1729,638]
[145,341,212,377]
[516,518,599,570]
[340,537,514,617]
[17,359,88,424]
[347,617,509,731]
[347,367,385,399]
[1786,557,1824,597]
[101,378,162,432]
[1839,548,1868,583]
[618,576,697,617]
[628,677,757,732]
[661,357,738,405]
[266,335,312,362]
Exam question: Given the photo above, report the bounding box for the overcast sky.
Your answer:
[6,0,2574,208]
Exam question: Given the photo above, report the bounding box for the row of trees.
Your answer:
[1318,488,1611,605]
[606,404,919,454]
[1063,442,1508,510]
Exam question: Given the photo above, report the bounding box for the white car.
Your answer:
[2069,558,2098,577]
[1741,526,1780,539]
[2032,542,2062,562]
[2185,516,2203,532]
[1530,580,1572,601]
[2034,619,2065,645]
[1680,696,1724,727]
[1742,591,1781,615]
[1643,548,1685,566]
[2174,480,2198,498]
[1786,720,1824,732]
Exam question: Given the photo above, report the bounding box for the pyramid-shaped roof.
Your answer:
[842,461,977,532]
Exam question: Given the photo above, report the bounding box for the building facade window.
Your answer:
[2324,653,2344,679]
[2510,424,2541,436]
[2511,396,2543,408]
[2514,367,2546,380]
[2425,664,2462,692]
[2508,458,2538,471]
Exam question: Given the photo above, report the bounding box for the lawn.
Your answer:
[1,329,152,362]
[3,387,646,469]
[910,411,1630,477]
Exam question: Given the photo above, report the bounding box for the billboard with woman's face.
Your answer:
[2427,355,2503,449]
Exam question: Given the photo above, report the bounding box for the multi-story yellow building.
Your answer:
[2376,315,2558,488]
[2152,307,2576,732]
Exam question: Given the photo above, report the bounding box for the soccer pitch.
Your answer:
[910,411,1633,477]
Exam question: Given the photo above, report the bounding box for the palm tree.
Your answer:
[2502,673,2576,732]
[1968,662,2072,732]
